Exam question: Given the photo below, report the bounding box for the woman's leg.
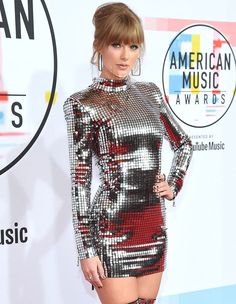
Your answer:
[94,272,163,303]
[94,276,139,304]
[136,272,163,301]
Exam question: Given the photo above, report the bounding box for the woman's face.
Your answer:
[99,42,140,79]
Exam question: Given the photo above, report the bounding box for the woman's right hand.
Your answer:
[80,256,106,288]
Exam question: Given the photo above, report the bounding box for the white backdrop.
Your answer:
[0,1,236,303]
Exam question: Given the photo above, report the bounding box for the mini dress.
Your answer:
[63,77,193,290]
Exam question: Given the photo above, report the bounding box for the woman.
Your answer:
[64,2,193,304]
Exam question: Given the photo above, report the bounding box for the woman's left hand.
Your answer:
[153,174,174,200]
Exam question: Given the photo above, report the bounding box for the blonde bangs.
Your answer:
[102,16,144,47]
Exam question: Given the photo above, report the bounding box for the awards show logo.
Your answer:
[0,0,57,174]
[162,24,236,128]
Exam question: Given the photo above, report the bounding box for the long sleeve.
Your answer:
[151,82,193,200]
[63,96,98,261]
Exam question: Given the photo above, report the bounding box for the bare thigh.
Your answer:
[94,277,139,304]
[137,272,163,299]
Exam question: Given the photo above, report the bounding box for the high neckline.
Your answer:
[91,76,131,92]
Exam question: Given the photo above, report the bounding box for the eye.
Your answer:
[111,42,121,48]
[130,44,139,50]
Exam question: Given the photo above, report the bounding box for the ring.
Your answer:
[88,275,93,280]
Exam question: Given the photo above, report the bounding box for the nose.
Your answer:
[120,45,130,61]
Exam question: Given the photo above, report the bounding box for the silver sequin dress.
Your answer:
[64,76,193,280]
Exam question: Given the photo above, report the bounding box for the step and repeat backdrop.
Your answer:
[0,0,236,303]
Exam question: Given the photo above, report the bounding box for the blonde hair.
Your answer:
[91,2,145,65]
